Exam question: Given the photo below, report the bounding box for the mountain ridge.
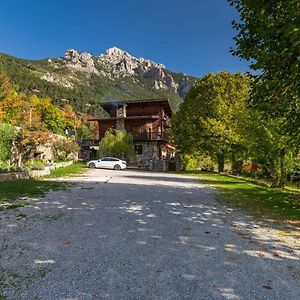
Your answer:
[0,47,197,115]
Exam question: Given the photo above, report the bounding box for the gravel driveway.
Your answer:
[0,169,300,299]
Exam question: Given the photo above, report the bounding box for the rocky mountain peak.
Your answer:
[64,49,99,74]
[104,46,129,57]
[44,47,195,97]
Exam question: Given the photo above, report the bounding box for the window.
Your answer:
[101,157,110,161]
[109,158,119,161]
[135,145,143,155]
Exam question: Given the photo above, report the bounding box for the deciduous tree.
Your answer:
[229,0,300,142]
[172,72,251,172]
[99,129,134,160]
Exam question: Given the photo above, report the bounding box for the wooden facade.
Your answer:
[88,98,176,171]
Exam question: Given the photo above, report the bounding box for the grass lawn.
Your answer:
[185,171,300,227]
[47,162,87,178]
[0,163,88,210]
[0,179,67,210]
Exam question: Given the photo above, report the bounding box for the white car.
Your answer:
[87,157,127,170]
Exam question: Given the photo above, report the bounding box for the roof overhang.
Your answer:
[100,98,173,117]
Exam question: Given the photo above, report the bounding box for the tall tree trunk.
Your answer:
[217,153,225,173]
[271,149,286,188]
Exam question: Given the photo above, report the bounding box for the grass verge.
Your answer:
[0,163,88,210]
[0,179,68,210]
[185,171,300,227]
[47,162,87,178]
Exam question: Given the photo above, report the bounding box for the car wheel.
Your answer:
[89,162,96,168]
[114,164,121,170]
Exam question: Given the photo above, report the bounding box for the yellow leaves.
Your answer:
[0,76,24,124]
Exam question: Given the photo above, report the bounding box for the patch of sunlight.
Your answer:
[7,224,17,228]
[128,204,143,211]
[136,240,147,245]
[146,213,156,218]
[182,273,196,280]
[218,288,241,300]
[195,245,216,251]
[224,244,238,252]
[167,202,181,206]
[203,212,212,216]
[170,211,184,215]
[34,259,56,264]
[137,219,147,225]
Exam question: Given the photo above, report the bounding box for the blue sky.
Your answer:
[0,0,249,77]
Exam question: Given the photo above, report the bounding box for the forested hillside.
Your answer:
[0,48,197,116]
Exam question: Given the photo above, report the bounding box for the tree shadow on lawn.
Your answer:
[122,171,300,224]
[1,176,300,299]
[0,179,70,210]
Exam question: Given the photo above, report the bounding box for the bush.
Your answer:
[0,162,11,173]
[99,129,134,160]
[0,162,28,173]
[53,138,79,161]
[25,159,46,170]
[181,154,215,171]
[0,123,15,163]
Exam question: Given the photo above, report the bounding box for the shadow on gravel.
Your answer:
[1,174,300,299]
[122,174,201,184]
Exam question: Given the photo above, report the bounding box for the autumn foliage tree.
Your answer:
[12,129,51,166]
[0,76,23,125]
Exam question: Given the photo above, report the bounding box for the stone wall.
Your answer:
[0,172,29,181]
[0,161,74,181]
[130,141,171,171]
[132,141,159,168]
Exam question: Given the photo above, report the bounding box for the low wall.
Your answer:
[0,161,74,181]
[0,172,29,181]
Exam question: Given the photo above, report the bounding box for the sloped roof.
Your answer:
[100,98,173,117]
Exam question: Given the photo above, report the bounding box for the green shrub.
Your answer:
[53,138,79,161]
[0,123,15,163]
[0,162,11,173]
[0,162,27,173]
[99,129,134,160]
[25,159,46,170]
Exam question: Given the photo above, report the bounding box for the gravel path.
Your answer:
[0,169,300,299]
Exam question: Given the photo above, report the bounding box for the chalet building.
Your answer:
[85,98,176,171]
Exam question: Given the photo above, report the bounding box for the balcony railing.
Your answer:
[81,131,171,147]
[133,132,171,142]
[80,139,100,148]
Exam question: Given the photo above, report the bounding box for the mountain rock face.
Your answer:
[64,49,99,75]
[60,47,194,97]
[0,47,197,112]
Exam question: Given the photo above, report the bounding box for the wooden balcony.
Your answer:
[80,139,100,148]
[133,131,171,142]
